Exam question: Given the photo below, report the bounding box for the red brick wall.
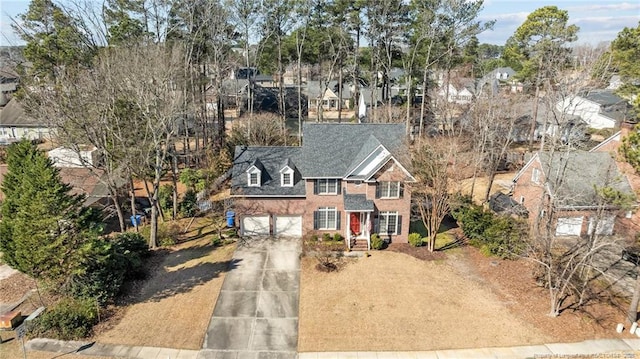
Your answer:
[512,159,547,228]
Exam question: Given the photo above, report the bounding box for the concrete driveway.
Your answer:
[203,237,301,359]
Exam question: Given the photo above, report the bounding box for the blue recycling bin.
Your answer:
[225,211,235,228]
[130,214,142,226]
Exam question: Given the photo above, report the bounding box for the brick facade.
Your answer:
[513,154,633,237]
[235,160,412,243]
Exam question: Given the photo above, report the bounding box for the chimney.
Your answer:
[621,121,636,138]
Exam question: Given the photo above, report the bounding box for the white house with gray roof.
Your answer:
[231,123,415,249]
[556,90,633,129]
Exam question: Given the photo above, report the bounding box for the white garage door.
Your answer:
[588,215,615,236]
[274,215,302,237]
[555,217,583,236]
[242,215,270,236]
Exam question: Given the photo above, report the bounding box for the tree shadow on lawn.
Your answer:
[138,258,240,303]
[160,242,224,268]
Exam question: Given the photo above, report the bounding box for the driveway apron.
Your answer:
[203,237,301,359]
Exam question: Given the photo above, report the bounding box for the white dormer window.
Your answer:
[280,166,295,187]
[282,171,293,187]
[247,167,261,187]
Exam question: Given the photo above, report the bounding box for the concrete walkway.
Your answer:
[21,338,640,358]
[202,237,301,358]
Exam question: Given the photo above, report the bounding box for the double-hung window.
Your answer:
[378,211,399,235]
[248,171,260,187]
[379,181,401,198]
[317,179,338,194]
[315,207,338,230]
[281,172,293,187]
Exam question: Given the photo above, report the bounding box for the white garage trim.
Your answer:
[274,215,302,237]
[555,216,583,236]
[242,215,270,236]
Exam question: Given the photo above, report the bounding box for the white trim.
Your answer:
[589,131,621,152]
[317,178,339,195]
[246,165,262,187]
[512,153,540,182]
[345,144,416,182]
[363,156,416,182]
[379,181,401,198]
[317,206,338,230]
[281,167,294,187]
[378,211,399,235]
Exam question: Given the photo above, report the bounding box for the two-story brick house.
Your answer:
[231,123,415,249]
[512,150,635,237]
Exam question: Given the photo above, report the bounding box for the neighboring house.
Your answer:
[492,67,515,81]
[307,85,351,112]
[511,151,635,237]
[231,123,415,249]
[510,98,587,145]
[590,123,640,238]
[0,163,121,207]
[437,83,474,105]
[0,67,19,106]
[58,167,122,207]
[477,67,516,95]
[48,146,101,168]
[0,98,53,144]
[556,90,633,129]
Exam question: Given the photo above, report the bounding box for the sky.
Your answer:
[0,0,639,47]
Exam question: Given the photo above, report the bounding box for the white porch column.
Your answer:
[345,212,351,249]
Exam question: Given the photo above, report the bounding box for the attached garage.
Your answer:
[242,215,270,236]
[274,215,303,237]
[555,217,583,236]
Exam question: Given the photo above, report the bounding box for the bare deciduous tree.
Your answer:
[412,137,457,252]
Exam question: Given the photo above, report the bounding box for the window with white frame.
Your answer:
[317,179,338,194]
[532,168,541,184]
[247,170,260,187]
[316,207,338,230]
[379,181,401,198]
[378,211,399,235]
[281,170,293,187]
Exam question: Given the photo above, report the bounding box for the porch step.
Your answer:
[350,239,369,251]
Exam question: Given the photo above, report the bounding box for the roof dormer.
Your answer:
[279,158,296,187]
[246,158,265,187]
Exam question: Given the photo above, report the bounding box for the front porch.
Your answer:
[344,193,374,251]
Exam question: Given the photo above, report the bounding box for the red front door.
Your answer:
[350,212,361,235]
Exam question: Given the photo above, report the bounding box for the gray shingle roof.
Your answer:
[538,151,635,208]
[344,193,374,211]
[299,123,408,178]
[0,98,46,127]
[231,123,411,196]
[584,90,624,106]
[231,146,305,196]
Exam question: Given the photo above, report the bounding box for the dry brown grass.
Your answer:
[453,172,516,204]
[298,250,550,352]
[92,238,235,349]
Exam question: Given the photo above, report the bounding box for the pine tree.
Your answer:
[0,140,95,285]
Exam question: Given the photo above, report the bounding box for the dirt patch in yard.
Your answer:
[91,238,235,349]
[299,246,637,352]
